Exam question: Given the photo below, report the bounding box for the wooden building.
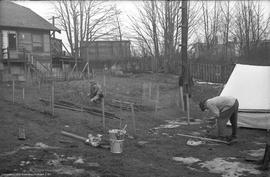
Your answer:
[80,41,131,61]
[0,1,60,81]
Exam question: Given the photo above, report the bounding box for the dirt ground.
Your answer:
[0,72,269,177]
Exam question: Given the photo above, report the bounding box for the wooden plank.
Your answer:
[177,133,230,145]
[61,130,87,141]
[112,99,135,105]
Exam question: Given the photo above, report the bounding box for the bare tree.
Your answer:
[128,1,161,71]
[232,1,270,57]
[113,9,123,41]
[220,1,231,46]
[187,1,201,46]
[129,1,201,73]
[201,0,221,49]
[54,0,120,60]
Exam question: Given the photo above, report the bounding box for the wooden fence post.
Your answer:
[22,88,25,101]
[87,62,90,78]
[149,82,152,99]
[119,100,123,128]
[155,84,159,116]
[12,80,15,104]
[51,80,55,117]
[130,103,136,135]
[102,98,105,132]
[179,86,185,112]
[186,93,190,125]
[103,70,106,96]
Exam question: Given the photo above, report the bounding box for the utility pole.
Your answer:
[181,0,188,84]
[49,16,60,38]
[52,16,55,38]
[181,0,190,124]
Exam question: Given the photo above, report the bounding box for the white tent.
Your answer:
[220,64,270,129]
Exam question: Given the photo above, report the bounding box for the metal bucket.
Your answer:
[110,139,124,153]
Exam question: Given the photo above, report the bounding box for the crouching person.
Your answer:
[88,81,104,104]
[199,96,239,142]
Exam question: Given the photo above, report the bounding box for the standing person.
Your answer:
[199,96,239,141]
[88,80,104,104]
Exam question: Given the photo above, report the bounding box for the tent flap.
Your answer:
[227,112,270,129]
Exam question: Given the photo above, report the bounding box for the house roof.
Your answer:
[0,1,60,32]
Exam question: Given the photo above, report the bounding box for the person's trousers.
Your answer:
[217,99,239,137]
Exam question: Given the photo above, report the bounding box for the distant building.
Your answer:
[190,41,237,63]
[0,1,60,81]
[80,41,131,61]
[236,39,270,65]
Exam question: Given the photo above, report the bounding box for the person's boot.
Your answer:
[226,135,238,143]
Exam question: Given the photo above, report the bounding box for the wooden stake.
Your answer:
[176,89,179,106]
[131,103,136,135]
[177,133,230,145]
[149,82,152,99]
[92,68,94,79]
[12,80,15,104]
[119,100,123,128]
[38,80,41,96]
[51,81,55,117]
[179,86,185,112]
[87,62,90,78]
[186,93,190,125]
[62,60,64,71]
[22,88,25,100]
[142,83,146,102]
[155,84,159,117]
[103,71,106,96]
[18,125,26,140]
[102,98,105,132]
[80,62,88,78]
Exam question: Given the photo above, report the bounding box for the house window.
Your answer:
[19,32,32,51]
[8,33,17,50]
[33,34,43,52]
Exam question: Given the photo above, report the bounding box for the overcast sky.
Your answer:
[14,1,270,49]
[14,1,140,48]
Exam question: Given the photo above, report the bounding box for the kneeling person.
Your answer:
[88,81,104,104]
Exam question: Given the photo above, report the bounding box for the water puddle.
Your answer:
[153,120,201,130]
[172,157,201,164]
[243,148,265,157]
[199,157,261,177]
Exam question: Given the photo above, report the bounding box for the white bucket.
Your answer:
[110,139,124,153]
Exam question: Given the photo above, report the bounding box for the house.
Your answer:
[0,1,60,81]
